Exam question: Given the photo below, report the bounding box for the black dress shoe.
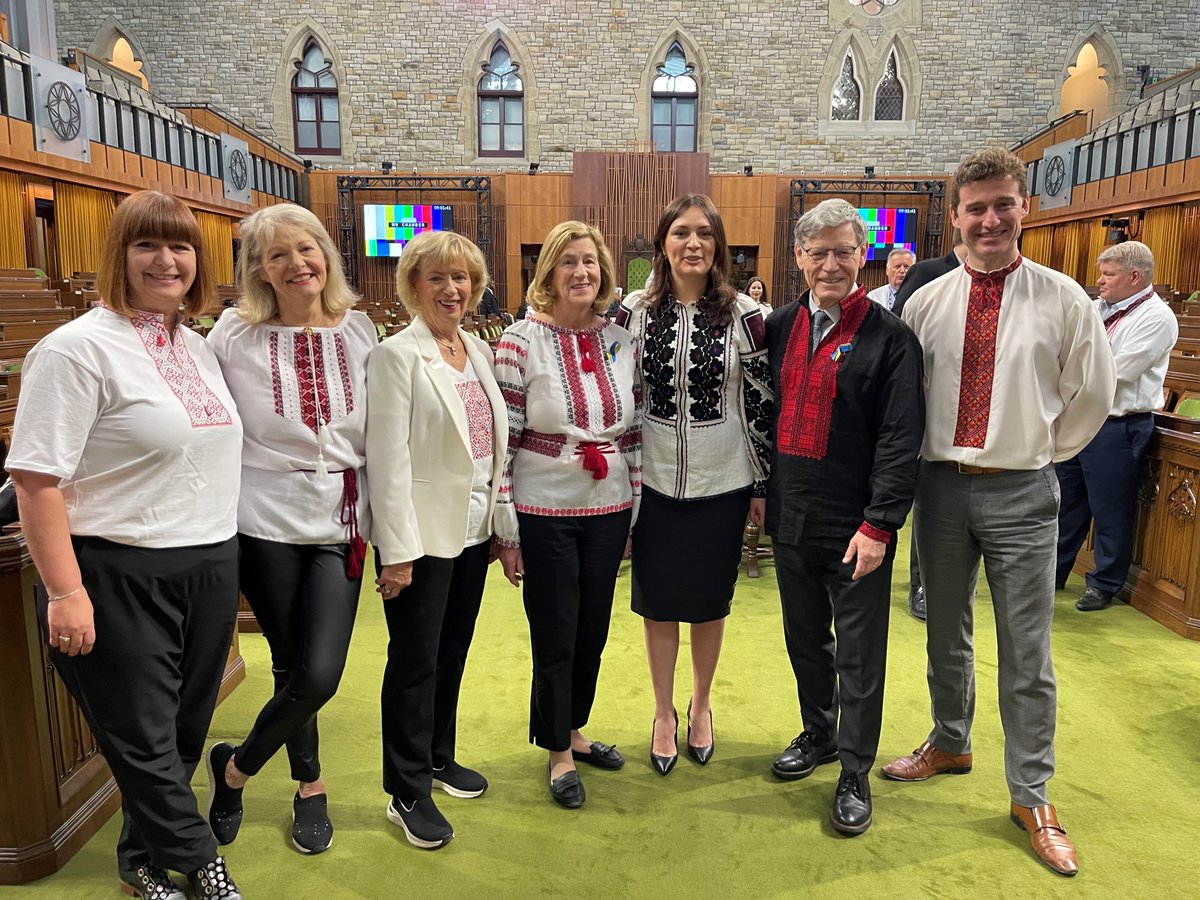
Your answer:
[1076,586,1114,611]
[831,770,872,836]
[650,709,678,776]
[572,741,625,770]
[772,730,838,780]
[685,699,714,765]
[909,586,926,621]
[119,863,185,900]
[547,761,585,808]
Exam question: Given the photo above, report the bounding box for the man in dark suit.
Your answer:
[766,199,924,837]
[889,229,965,621]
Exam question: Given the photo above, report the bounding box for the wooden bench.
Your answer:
[0,309,72,325]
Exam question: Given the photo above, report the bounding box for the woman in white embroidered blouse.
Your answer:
[494,221,640,810]
[365,230,508,849]
[205,203,374,857]
[6,191,245,900]
[616,194,774,776]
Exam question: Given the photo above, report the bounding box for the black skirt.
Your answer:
[631,485,752,623]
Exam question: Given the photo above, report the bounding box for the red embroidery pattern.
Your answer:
[953,257,1022,449]
[334,334,355,413]
[557,331,590,431]
[776,288,871,460]
[293,331,332,434]
[455,379,495,460]
[858,521,892,545]
[514,501,633,517]
[521,429,569,458]
[269,332,285,418]
[130,313,232,428]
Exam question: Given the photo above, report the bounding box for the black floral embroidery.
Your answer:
[643,302,680,421]
[686,304,727,423]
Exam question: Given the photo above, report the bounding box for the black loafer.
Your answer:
[205,743,244,845]
[548,762,585,809]
[1076,586,1113,611]
[572,741,625,770]
[831,770,872,836]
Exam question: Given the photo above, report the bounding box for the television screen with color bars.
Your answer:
[363,204,454,257]
[857,207,918,261]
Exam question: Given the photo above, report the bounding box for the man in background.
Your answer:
[867,248,915,313]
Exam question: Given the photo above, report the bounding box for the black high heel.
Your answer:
[650,708,678,776]
[686,698,714,765]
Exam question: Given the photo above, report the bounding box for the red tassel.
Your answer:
[578,443,609,480]
[340,469,366,579]
[346,534,367,579]
[577,334,597,373]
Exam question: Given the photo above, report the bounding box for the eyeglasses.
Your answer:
[799,246,861,263]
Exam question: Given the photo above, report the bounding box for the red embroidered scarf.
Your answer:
[777,287,870,460]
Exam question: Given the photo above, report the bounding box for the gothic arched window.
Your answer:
[478,42,524,157]
[291,39,340,154]
[874,52,905,121]
[651,42,698,152]
[831,54,862,122]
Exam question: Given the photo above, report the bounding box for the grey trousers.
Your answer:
[915,460,1059,807]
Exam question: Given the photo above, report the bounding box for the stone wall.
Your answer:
[51,0,1198,175]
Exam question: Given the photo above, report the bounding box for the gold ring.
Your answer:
[58,635,70,642]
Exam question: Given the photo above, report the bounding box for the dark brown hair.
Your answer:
[949,147,1028,211]
[645,194,738,327]
[97,190,214,317]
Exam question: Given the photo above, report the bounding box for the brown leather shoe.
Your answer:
[1010,803,1079,876]
[880,741,973,781]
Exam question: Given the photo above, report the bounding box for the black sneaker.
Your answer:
[119,863,185,900]
[386,796,453,849]
[1076,586,1114,611]
[292,792,333,854]
[772,731,839,781]
[831,770,873,836]
[205,743,243,845]
[187,856,242,900]
[432,760,489,798]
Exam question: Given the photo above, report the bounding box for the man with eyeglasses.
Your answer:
[764,198,924,836]
[884,147,1114,877]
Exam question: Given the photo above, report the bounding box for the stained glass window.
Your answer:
[652,42,698,152]
[874,52,904,121]
[849,0,899,15]
[291,40,340,154]
[831,54,861,122]
[478,42,524,157]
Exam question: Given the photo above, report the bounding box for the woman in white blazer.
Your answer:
[366,230,507,851]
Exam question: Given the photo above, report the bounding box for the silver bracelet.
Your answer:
[48,586,84,602]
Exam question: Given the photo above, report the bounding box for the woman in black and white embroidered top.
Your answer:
[494,221,640,810]
[366,230,508,850]
[7,191,244,900]
[616,194,774,776]
[206,203,374,857]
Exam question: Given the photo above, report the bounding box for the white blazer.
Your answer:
[366,316,508,564]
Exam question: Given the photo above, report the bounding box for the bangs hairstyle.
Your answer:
[645,194,738,327]
[236,203,358,324]
[950,147,1028,211]
[526,221,616,316]
[97,190,213,318]
[394,230,488,316]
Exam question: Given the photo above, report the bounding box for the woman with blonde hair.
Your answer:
[367,229,507,849]
[494,221,640,809]
[205,202,375,856]
[7,190,243,899]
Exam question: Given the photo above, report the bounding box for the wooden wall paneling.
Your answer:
[9,120,34,160]
[1178,205,1200,292]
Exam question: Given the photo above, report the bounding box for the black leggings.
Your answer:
[234,536,361,783]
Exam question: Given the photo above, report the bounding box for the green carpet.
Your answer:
[8,526,1199,899]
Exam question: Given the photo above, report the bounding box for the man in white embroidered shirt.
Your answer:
[883,147,1116,877]
[866,248,914,313]
[1055,242,1177,611]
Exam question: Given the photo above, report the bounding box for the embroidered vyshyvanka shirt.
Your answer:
[448,356,496,547]
[6,307,242,547]
[902,258,1115,469]
[493,317,641,547]
[208,308,375,546]
[618,292,773,499]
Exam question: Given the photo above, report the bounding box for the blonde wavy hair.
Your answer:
[235,203,358,324]
[525,221,616,316]
[393,230,488,316]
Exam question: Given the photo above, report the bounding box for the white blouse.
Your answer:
[493,317,641,547]
[448,356,495,547]
[208,308,375,545]
[6,307,242,547]
[618,291,772,499]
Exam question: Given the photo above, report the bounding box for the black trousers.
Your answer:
[519,509,630,751]
[50,536,238,874]
[380,540,490,801]
[774,538,894,774]
[234,536,361,782]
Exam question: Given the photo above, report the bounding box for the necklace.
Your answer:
[432,333,459,357]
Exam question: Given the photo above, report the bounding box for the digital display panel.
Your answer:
[857,207,918,261]
[363,204,454,257]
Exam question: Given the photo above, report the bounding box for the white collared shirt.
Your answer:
[1097,289,1178,416]
[866,284,896,311]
